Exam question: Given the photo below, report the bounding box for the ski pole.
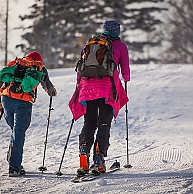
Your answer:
[123,82,132,168]
[55,118,74,176]
[39,96,54,173]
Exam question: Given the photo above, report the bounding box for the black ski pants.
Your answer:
[79,98,113,157]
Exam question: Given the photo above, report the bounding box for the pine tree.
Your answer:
[0,3,5,52]
[17,0,104,68]
[91,0,167,64]
[123,0,167,64]
[17,0,62,68]
[162,0,193,64]
[0,0,9,67]
[17,0,168,67]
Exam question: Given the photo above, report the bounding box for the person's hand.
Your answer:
[123,78,130,82]
[47,86,57,96]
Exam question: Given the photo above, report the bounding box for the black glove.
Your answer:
[47,86,57,96]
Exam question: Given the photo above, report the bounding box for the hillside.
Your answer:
[0,64,193,194]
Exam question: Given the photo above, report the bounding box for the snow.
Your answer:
[0,64,193,194]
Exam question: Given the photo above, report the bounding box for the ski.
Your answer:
[71,173,90,183]
[71,167,120,183]
[82,167,120,182]
[71,160,120,183]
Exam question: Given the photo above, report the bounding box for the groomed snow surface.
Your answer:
[0,64,193,194]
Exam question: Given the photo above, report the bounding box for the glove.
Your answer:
[47,86,57,96]
[123,78,130,82]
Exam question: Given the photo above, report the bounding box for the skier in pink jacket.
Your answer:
[69,20,130,174]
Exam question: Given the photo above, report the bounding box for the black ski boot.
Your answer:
[90,143,106,175]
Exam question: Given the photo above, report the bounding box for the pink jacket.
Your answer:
[69,39,130,121]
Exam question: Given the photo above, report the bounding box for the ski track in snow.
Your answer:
[0,64,193,194]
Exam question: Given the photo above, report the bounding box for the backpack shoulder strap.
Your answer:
[15,57,44,71]
[6,60,16,67]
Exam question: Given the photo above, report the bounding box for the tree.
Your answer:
[0,0,16,67]
[17,0,168,67]
[123,0,168,64]
[17,0,102,68]
[17,0,62,68]
[4,0,9,66]
[161,0,193,64]
[0,0,5,66]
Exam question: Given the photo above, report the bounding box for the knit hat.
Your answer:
[26,51,42,62]
[102,20,120,37]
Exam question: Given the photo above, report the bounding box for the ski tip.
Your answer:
[109,160,121,170]
[123,164,132,168]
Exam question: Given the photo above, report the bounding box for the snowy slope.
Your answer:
[0,64,193,194]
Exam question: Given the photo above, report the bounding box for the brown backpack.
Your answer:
[75,36,117,78]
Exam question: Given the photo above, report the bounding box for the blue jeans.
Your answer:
[2,95,32,170]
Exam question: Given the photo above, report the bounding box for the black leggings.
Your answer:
[79,98,113,157]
